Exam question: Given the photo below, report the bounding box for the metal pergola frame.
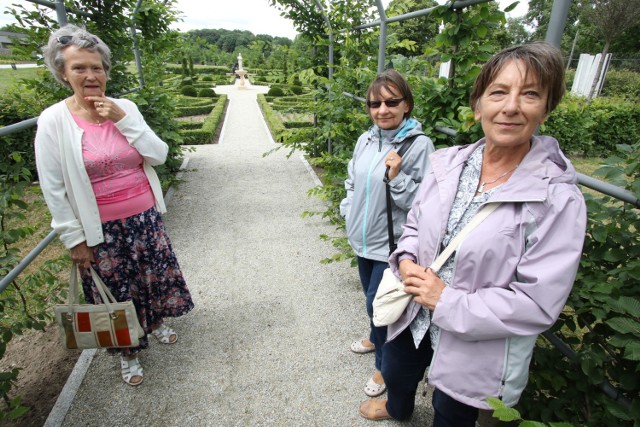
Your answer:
[0,1,637,411]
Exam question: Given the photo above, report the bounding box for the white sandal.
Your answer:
[364,375,387,397]
[350,339,375,354]
[120,357,143,386]
[151,324,178,344]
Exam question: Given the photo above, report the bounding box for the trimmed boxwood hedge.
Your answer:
[284,121,313,129]
[176,121,202,130]
[175,101,215,116]
[257,94,285,142]
[180,95,228,145]
[180,85,198,97]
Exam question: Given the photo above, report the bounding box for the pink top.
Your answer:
[73,115,154,222]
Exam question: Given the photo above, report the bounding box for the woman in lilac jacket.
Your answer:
[358,43,586,426]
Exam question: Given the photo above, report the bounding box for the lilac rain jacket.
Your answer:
[389,135,587,409]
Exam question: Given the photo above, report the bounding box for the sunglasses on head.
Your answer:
[56,35,99,46]
[366,98,404,109]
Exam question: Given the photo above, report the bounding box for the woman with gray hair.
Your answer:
[35,25,194,386]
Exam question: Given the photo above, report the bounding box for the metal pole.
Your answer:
[313,0,333,80]
[375,0,387,74]
[131,0,145,88]
[545,0,571,48]
[54,0,67,26]
[566,26,579,72]
[0,118,38,138]
[0,231,58,293]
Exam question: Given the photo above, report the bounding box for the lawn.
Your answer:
[0,67,43,92]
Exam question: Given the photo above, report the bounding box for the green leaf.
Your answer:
[493,406,521,422]
[606,317,640,335]
[623,342,640,361]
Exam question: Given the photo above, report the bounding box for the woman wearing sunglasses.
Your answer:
[358,43,586,425]
[35,25,194,386]
[340,69,435,398]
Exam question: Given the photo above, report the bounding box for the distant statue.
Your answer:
[237,53,244,71]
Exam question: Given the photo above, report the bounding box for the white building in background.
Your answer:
[571,53,612,98]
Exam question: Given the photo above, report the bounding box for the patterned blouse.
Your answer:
[409,144,497,348]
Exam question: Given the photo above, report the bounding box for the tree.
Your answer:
[582,0,640,99]
[503,16,531,45]
[386,0,440,56]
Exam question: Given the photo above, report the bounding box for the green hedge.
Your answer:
[257,94,285,142]
[179,95,228,145]
[175,102,215,117]
[174,96,215,107]
[166,64,229,75]
[601,69,640,99]
[284,121,313,129]
[176,121,202,130]
[543,96,640,157]
[271,104,309,113]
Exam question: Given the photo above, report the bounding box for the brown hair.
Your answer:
[470,42,565,115]
[366,69,414,118]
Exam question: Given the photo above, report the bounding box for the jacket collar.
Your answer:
[431,135,578,203]
[369,118,422,144]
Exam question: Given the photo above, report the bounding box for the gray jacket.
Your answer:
[340,118,435,262]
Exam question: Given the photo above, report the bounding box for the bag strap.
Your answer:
[385,133,423,255]
[68,265,119,312]
[429,202,501,273]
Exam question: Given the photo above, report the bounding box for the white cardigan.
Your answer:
[35,98,168,249]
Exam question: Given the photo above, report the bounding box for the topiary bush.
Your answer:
[202,75,213,82]
[267,86,285,97]
[198,88,217,98]
[180,85,198,97]
[290,85,303,95]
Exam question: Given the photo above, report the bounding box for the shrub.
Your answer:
[257,94,285,141]
[180,95,228,144]
[180,85,198,97]
[601,69,640,99]
[543,96,639,157]
[202,75,213,82]
[198,88,217,98]
[267,86,285,97]
[290,85,303,95]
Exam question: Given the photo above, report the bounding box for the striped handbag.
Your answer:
[54,266,144,349]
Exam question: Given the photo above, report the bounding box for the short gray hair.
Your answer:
[42,25,111,88]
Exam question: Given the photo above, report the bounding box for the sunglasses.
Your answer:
[56,35,99,46]
[366,98,404,109]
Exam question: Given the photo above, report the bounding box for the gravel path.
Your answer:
[50,84,434,426]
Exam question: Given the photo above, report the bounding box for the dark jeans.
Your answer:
[381,327,478,426]
[356,257,388,371]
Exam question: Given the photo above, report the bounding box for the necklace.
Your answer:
[477,164,519,193]
[74,97,103,126]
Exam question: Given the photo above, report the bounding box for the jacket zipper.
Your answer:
[498,338,510,400]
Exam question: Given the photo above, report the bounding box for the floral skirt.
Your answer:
[80,207,194,356]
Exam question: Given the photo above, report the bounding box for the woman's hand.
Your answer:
[402,266,445,311]
[385,150,402,180]
[85,93,126,123]
[70,242,95,269]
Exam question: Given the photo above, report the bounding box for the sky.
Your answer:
[0,0,527,40]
